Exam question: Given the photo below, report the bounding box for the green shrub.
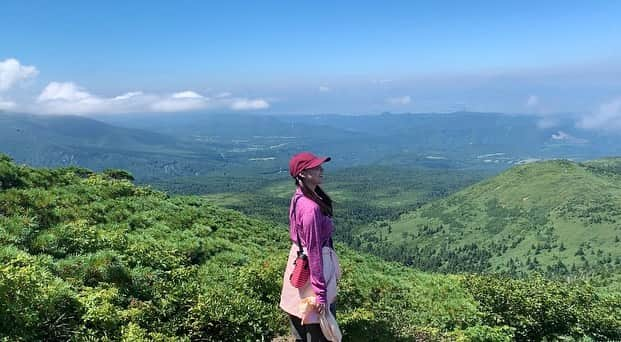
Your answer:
[0,159,25,190]
[446,325,515,342]
[56,250,131,287]
[0,258,82,340]
[184,285,285,341]
[462,274,621,341]
[103,169,135,181]
[77,286,124,337]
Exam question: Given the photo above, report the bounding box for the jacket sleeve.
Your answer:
[301,206,328,304]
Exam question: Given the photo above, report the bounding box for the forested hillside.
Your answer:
[355,159,621,280]
[0,112,230,179]
[1,154,620,341]
[153,165,492,241]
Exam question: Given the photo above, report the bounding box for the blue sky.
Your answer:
[0,1,620,127]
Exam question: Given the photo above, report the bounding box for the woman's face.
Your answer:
[300,165,324,188]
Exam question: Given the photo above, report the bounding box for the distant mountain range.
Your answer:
[355,158,621,279]
[2,111,621,180]
[0,112,226,179]
[89,111,621,169]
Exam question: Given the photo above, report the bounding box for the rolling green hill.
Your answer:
[356,158,621,280]
[2,154,619,341]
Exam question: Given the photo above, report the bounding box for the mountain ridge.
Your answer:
[0,112,227,179]
[4,111,621,182]
[356,158,621,278]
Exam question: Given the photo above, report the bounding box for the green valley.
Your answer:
[150,165,493,243]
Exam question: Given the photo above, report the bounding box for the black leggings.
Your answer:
[288,303,337,342]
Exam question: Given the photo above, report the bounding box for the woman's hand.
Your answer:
[316,302,327,315]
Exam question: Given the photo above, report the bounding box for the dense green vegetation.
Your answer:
[2,154,620,340]
[160,158,621,283]
[353,159,621,280]
[151,166,491,244]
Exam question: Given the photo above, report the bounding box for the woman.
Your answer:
[280,151,341,342]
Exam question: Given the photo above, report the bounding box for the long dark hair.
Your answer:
[295,177,333,217]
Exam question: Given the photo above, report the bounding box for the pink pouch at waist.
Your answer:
[279,244,340,324]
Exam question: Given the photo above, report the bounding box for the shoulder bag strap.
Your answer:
[291,195,305,256]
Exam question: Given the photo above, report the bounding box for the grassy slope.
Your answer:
[1,155,620,341]
[360,159,621,276]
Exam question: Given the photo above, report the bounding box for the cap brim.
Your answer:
[307,156,331,169]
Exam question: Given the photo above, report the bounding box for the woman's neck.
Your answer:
[301,182,316,192]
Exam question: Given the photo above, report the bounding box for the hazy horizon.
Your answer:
[1,1,620,131]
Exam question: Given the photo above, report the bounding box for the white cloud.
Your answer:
[319,86,330,92]
[35,82,109,114]
[30,82,272,114]
[171,90,204,99]
[551,131,570,140]
[578,97,621,131]
[230,98,270,110]
[151,95,209,112]
[0,98,16,110]
[526,95,539,107]
[0,58,272,115]
[113,91,143,101]
[0,58,38,91]
[151,94,270,112]
[149,90,209,112]
[34,82,202,114]
[38,82,92,102]
[550,131,588,144]
[386,95,411,105]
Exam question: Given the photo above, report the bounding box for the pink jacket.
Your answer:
[280,188,340,322]
[287,188,334,303]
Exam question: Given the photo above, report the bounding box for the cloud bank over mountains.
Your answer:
[1,57,621,133]
[0,58,270,115]
[578,98,621,131]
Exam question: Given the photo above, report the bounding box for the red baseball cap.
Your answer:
[289,152,331,178]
